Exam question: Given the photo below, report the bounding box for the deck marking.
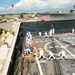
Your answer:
[73,73,75,75]
[44,42,51,52]
[34,47,44,75]
[44,42,59,52]
[49,46,53,49]
[39,60,46,63]
[53,37,75,59]
[35,41,39,43]
[68,38,70,39]
[49,46,60,48]
[45,40,48,42]
[40,41,43,42]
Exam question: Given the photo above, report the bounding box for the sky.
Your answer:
[0,0,75,14]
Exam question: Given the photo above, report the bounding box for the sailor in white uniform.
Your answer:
[39,48,46,60]
[26,36,30,45]
[72,28,74,34]
[39,32,42,38]
[26,31,31,38]
[48,51,56,60]
[29,34,32,42]
[24,47,31,55]
[44,31,48,38]
[52,28,55,35]
[49,29,52,37]
[59,50,67,59]
[26,31,29,37]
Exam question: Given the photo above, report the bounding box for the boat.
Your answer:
[11,16,75,75]
[17,30,75,75]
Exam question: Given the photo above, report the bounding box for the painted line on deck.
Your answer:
[44,42,51,52]
[39,60,46,63]
[53,37,75,58]
[34,47,44,75]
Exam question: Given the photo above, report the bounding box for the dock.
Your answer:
[0,21,21,75]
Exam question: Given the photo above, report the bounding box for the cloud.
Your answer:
[13,0,75,12]
[0,0,75,14]
[0,7,5,11]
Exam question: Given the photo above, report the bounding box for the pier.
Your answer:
[0,21,21,75]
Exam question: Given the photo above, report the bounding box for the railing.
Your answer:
[31,29,72,36]
[55,29,72,34]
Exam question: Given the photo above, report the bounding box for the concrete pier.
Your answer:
[0,21,21,75]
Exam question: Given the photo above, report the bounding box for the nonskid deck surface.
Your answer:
[22,33,75,75]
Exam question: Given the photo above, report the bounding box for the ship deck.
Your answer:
[20,33,75,75]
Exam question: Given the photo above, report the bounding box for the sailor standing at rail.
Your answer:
[44,31,48,38]
[26,31,29,37]
[48,50,56,60]
[52,28,55,35]
[29,34,32,42]
[26,36,30,45]
[49,29,52,37]
[59,50,67,59]
[39,32,42,38]
[26,31,31,38]
[72,28,74,34]
[39,48,46,60]
[26,31,32,44]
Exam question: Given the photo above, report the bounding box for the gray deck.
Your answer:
[23,33,75,75]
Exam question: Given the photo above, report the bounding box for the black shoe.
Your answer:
[39,58,41,60]
[33,54,36,57]
[65,58,67,60]
[60,58,62,60]
[44,58,46,60]
[49,59,50,61]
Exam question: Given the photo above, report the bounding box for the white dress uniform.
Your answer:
[39,32,42,37]
[48,51,55,60]
[44,31,48,37]
[26,31,31,38]
[26,32,29,37]
[49,29,52,37]
[30,34,32,42]
[52,28,55,35]
[59,50,67,59]
[72,28,74,34]
[26,37,30,44]
[39,49,46,60]
[24,48,31,54]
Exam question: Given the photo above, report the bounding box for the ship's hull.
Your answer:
[39,14,75,21]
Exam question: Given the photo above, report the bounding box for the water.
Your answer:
[17,20,75,45]
[21,20,75,34]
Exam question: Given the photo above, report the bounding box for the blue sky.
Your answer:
[0,0,20,7]
[0,0,75,14]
